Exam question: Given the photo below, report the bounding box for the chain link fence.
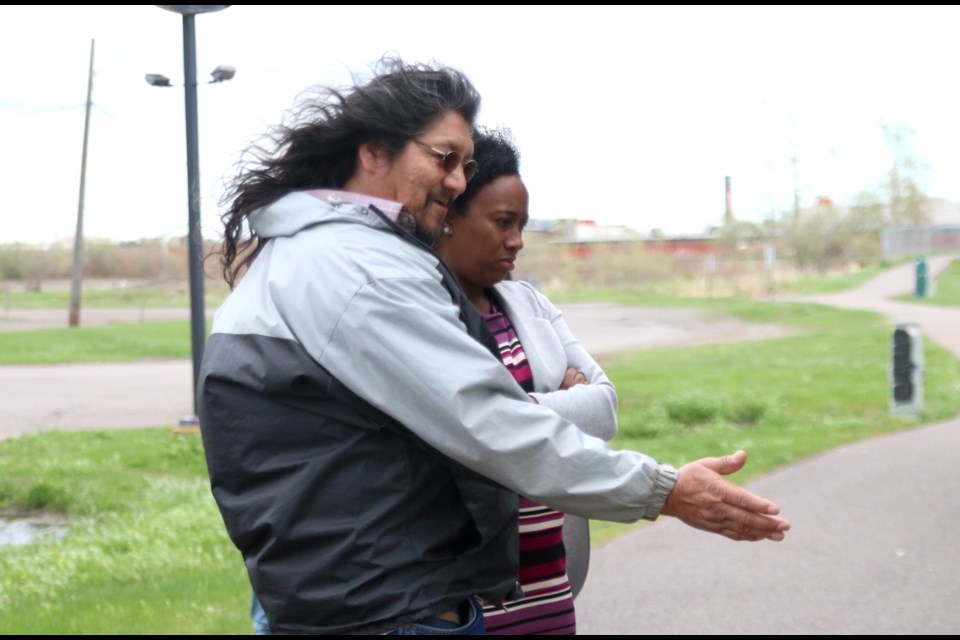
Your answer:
[881,224,960,262]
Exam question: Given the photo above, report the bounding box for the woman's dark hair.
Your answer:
[215,56,481,287]
[448,127,521,219]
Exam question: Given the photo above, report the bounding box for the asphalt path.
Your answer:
[576,254,960,635]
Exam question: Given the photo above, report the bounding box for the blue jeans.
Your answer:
[251,593,270,635]
[253,594,483,635]
[384,598,485,636]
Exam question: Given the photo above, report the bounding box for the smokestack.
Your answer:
[724,176,734,224]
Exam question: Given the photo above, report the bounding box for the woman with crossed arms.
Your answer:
[437,127,616,635]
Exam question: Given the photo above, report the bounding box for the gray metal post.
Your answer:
[890,322,924,419]
[156,4,230,424]
[181,13,205,423]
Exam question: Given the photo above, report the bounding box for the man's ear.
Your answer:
[357,141,388,175]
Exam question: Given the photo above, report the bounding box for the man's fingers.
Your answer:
[701,497,790,533]
[720,482,782,517]
[707,506,790,541]
[694,488,791,540]
[717,527,786,542]
[686,510,787,541]
[697,450,748,476]
[666,455,791,542]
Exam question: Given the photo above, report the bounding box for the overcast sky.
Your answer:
[3,5,959,244]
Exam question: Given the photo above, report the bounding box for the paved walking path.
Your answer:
[577,253,960,635]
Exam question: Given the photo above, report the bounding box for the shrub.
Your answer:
[724,397,769,426]
[664,394,721,426]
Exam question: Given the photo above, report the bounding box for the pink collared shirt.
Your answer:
[304,189,404,223]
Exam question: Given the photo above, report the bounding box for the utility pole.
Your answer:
[69,39,95,328]
[790,140,800,227]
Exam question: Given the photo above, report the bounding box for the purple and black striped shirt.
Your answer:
[481,301,576,635]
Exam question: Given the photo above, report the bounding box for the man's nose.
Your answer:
[443,165,468,196]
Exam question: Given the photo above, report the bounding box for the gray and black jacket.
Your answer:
[198,191,678,634]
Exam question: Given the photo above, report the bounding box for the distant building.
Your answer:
[546,219,644,258]
[532,218,726,258]
[551,219,643,243]
[643,234,718,256]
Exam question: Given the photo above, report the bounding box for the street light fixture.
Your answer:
[145,65,235,87]
[145,73,173,87]
[210,65,235,83]
[152,4,230,428]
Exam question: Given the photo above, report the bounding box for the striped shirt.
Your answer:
[482,300,576,635]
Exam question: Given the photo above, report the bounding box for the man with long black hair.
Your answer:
[199,56,790,635]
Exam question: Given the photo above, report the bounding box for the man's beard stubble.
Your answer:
[397,208,444,249]
[414,223,443,249]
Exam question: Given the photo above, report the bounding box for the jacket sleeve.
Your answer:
[519,285,619,442]
[294,272,676,523]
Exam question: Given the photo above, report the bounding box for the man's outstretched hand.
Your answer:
[660,450,791,542]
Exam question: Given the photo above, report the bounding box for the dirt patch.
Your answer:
[560,304,797,357]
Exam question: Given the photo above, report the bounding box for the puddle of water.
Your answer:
[0,513,69,546]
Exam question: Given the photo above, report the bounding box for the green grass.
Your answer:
[0,429,251,634]
[2,298,960,632]
[776,263,893,295]
[0,283,231,310]
[0,321,206,365]
[894,258,960,307]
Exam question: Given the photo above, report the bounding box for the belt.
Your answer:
[433,609,462,624]
[392,608,464,633]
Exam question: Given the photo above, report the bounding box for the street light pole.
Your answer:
[181,12,205,425]
[156,5,230,425]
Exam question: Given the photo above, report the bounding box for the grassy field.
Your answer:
[0,280,231,310]
[0,430,249,634]
[2,296,960,633]
[0,321,201,365]
[776,262,894,294]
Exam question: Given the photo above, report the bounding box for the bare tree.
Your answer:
[881,123,930,227]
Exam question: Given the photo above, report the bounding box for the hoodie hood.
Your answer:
[249,191,397,240]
